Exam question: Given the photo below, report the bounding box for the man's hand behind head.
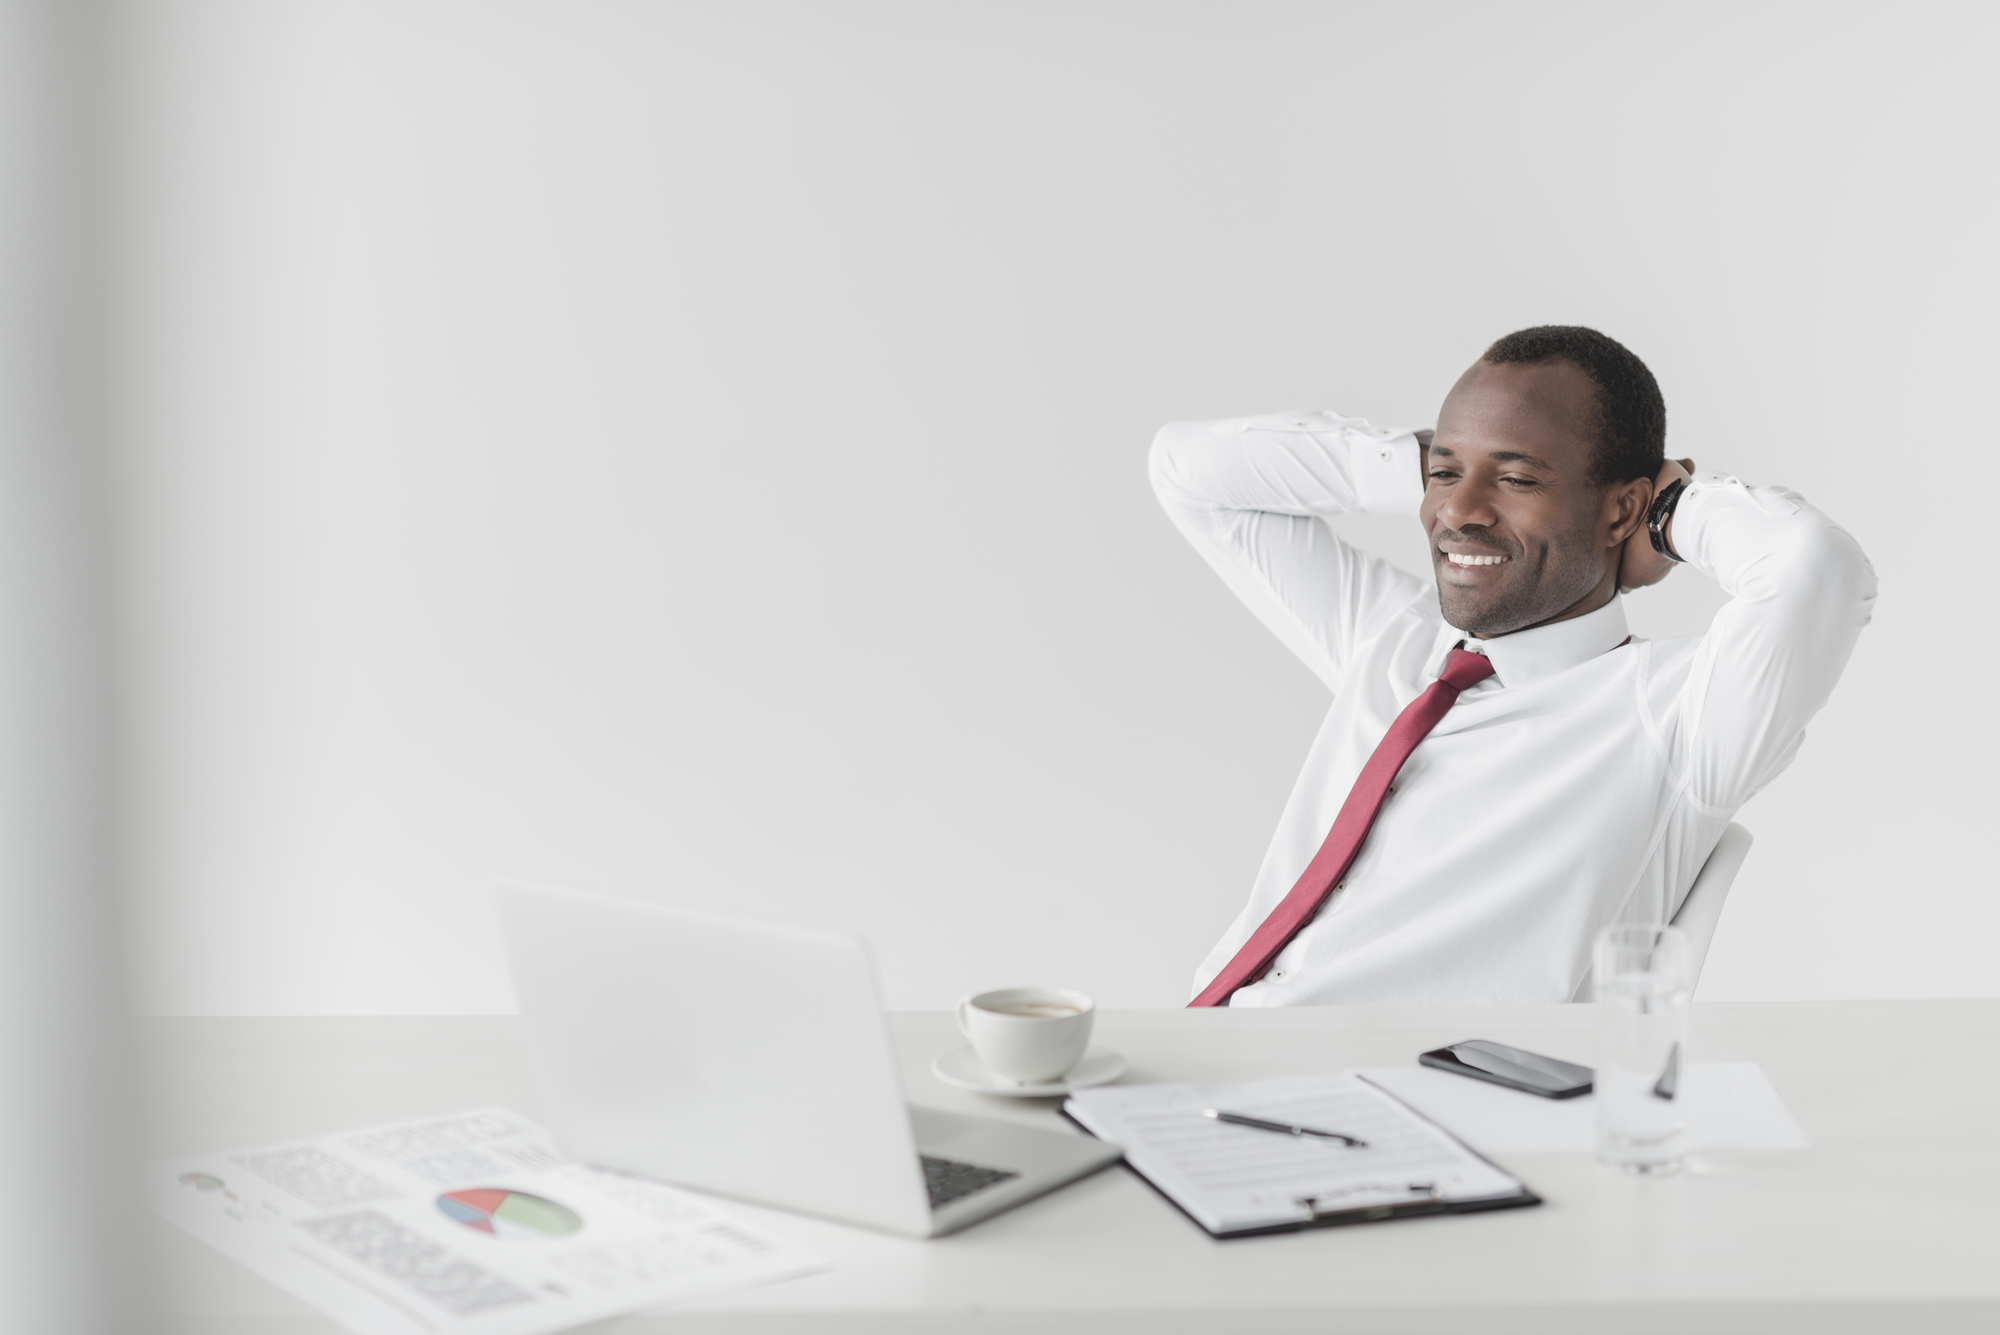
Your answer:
[1617,458,1696,593]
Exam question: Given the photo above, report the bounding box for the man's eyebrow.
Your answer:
[1426,443,1558,470]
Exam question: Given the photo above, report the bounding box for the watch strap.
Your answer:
[1647,477,1688,563]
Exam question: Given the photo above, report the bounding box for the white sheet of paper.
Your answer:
[150,1107,826,1335]
[1358,1063,1808,1153]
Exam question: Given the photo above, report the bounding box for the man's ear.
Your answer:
[1606,477,1652,547]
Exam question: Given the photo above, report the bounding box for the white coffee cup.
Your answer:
[955,986,1095,1084]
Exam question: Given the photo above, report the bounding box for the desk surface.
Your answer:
[146,1001,2000,1335]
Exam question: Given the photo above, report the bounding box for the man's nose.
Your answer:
[1436,475,1501,533]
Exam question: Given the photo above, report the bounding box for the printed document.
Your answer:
[151,1106,824,1335]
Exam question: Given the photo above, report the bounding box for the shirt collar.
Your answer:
[1426,596,1631,689]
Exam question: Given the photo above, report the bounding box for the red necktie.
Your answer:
[1189,647,1497,1007]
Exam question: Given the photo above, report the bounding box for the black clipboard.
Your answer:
[1060,1075,1542,1239]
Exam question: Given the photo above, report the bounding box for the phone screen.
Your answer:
[1419,1039,1594,1098]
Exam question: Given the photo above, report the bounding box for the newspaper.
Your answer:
[151,1106,825,1335]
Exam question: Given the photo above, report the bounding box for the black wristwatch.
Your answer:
[1646,477,1688,563]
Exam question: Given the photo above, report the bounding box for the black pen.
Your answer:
[1201,1108,1368,1147]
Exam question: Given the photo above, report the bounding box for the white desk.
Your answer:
[146,1001,2000,1334]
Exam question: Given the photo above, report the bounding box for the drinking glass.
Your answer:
[1593,923,1692,1174]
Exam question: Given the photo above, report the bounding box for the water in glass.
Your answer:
[1593,924,1691,1175]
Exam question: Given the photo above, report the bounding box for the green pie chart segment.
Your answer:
[437,1188,582,1241]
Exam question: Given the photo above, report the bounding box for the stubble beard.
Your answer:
[1433,520,1605,639]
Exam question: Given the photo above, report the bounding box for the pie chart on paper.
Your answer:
[436,1188,583,1241]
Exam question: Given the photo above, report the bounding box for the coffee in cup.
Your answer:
[956,986,1094,1084]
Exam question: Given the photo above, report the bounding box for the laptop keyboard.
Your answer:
[920,1154,1019,1209]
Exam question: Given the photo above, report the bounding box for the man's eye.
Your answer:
[1427,471,1458,481]
[1502,477,1540,488]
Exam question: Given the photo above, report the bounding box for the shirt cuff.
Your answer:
[1671,471,1808,577]
[1346,426,1426,516]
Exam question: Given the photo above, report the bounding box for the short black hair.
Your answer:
[1482,325,1665,486]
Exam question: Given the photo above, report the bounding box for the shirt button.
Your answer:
[1334,882,1345,893]
[1271,970,1286,980]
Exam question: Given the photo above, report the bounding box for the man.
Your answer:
[1150,326,1875,1007]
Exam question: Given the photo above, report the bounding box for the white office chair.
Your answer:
[1575,823,1753,1003]
[1670,822,1754,992]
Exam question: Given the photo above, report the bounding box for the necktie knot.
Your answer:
[1440,646,1497,692]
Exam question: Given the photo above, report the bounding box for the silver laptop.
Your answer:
[494,882,1122,1238]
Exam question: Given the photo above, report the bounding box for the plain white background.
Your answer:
[116,1,1997,1015]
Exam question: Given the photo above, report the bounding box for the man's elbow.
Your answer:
[1754,519,1878,626]
[1147,419,1217,509]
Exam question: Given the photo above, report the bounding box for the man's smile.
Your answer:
[1436,534,1517,574]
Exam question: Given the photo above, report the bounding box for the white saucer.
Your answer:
[930,1046,1127,1097]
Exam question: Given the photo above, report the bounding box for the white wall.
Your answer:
[119,1,2000,1015]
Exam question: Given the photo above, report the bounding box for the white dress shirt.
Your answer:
[1151,409,1876,1006]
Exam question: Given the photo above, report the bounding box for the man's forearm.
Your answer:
[1665,474,1876,809]
[1148,412,1434,690]
[1150,413,1426,522]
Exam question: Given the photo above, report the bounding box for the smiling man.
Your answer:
[1151,326,1875,1006]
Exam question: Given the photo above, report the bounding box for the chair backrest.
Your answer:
[1670,822,1754,991]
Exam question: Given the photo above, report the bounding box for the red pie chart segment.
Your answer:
[437,1188,583,1240]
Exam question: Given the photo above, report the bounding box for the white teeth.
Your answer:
[1446,552,1508,567]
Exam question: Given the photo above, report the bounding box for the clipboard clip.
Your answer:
[1295,1182,1440,1220]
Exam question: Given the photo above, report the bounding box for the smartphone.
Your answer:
[1418,1039,1594,1099]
